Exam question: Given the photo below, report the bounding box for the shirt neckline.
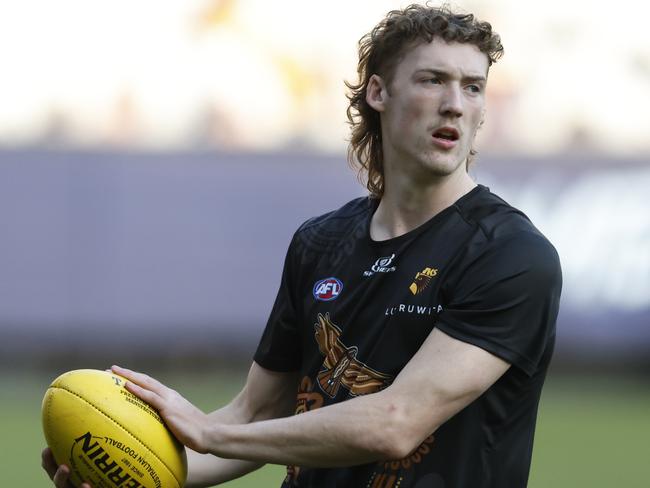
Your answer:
[365,184,486,247]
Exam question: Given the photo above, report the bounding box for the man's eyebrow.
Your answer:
[415,68,487,83]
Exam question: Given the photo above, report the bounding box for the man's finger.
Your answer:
[41,447,58,478]
[111,365,166,393]
[124,380,164,410]
[52,465,71,488]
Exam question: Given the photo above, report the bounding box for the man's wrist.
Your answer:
[201,421,225,458]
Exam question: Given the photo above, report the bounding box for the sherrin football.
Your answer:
[42,369,187,488]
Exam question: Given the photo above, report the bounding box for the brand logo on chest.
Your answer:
[313,277,343,301]
[385,303,443,316]
[409,267,438,295]
[363,253,397,277]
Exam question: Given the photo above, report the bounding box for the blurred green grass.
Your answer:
[2,369,648,487]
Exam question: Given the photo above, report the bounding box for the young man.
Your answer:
[43,4,561,487]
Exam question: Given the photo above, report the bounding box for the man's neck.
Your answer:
[369,170,477,241]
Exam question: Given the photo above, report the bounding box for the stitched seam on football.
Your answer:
[50,386,183,487]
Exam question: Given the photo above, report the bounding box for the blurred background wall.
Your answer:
[1,150,649,374]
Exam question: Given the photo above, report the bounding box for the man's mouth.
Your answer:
[431,126,459,149]
[432,127,459,141]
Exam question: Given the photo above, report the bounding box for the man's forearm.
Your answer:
[184,400,267,487]
[183,364,299,486]
[203,390,410,468]
[185,449,263,488]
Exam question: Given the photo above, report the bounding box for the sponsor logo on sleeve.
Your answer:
[313,277,343,301]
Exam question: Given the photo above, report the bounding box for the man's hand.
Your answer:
[111,365,210,454]
[41,447,92,488]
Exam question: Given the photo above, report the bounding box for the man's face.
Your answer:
[369,38,489,183]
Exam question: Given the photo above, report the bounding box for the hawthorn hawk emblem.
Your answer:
[313,313,393,398]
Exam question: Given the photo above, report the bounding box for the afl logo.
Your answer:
[313,277,343,301]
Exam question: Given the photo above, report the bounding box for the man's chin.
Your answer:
[421,154,467,178]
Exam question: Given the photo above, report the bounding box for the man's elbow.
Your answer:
[373,437,418,461]
[367,401,430,461]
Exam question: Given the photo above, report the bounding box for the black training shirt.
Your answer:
[254,184,562,488]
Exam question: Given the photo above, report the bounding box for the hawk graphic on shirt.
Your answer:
[409,267,438,295]
[313,313,393,398]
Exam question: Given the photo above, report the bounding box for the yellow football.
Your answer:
[42,369,187,488]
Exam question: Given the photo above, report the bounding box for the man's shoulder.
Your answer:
[296,196,372,235]
[454,185,561,274]
[292,196,372,252]
[457,185,544,242]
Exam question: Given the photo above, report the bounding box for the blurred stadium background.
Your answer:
[0,0,648,486]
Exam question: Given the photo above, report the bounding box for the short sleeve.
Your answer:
[436,231,562,376]
[253,234,302,372]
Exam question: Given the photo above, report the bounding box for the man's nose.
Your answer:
[439,84,463,118]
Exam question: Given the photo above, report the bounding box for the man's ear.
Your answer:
[366,74,388,112]
[479,109,486,129]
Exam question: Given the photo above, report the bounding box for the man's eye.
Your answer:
[466,84,481,93]
[426,78,441,85]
